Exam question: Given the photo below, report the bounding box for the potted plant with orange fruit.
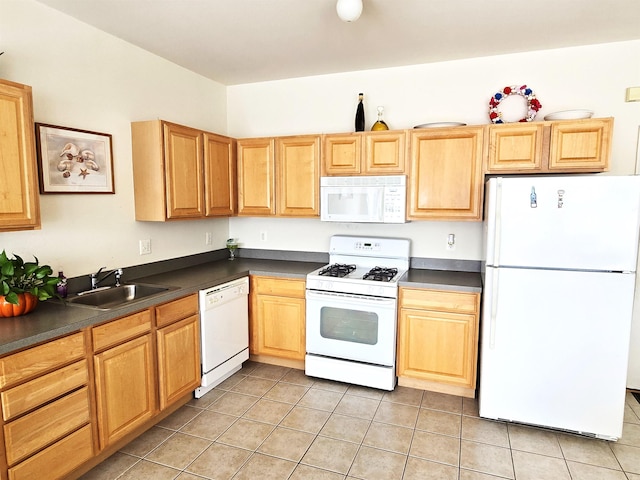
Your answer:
[0,250,60,317]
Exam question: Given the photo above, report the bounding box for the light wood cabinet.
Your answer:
[548,118,612,171]
[250,276,306,361]
[0,79,40,231]
[486,118,612,174]
[92,311,156,448]
[397,287,480,397]
[408,126,485,221]
[276,135,321,217]
[0,294,202,479]
[204,132,237,216]
[237,135,320,217]
[237,137,276,216]
[131,120,236,220]
[323,130,406,176]
[486,123,544,172]
[155,294,201,410]
[0,332,93,480]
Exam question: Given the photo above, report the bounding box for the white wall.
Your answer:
[227,40,640,259]
[0,0,230,277]
[2,0,639,273]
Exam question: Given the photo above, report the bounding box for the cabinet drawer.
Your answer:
[0,332,85,389]
[4,387,91,465]
[92,310,152,352]
[155,293,198,328]
[8,423,93,480]
[400,288,479,313]
[252,276,305,298]
[1,359,88,421]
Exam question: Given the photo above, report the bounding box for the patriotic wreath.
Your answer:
[489,85,542,124]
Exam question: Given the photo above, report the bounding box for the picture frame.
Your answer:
[35,123,115,194]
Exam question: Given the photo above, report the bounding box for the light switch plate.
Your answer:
[139,239,151,255]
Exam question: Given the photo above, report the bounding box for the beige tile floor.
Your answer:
[81,361,640,480]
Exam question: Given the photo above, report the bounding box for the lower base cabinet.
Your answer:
[155,295,201,410]
[0,293,202,480]
[0,332,93,480]
[8,421,93,480]
[250,276,306,361]
[397,287,481,397]
[93,333,156,448]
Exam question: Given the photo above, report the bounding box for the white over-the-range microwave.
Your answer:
[320,175,407,224]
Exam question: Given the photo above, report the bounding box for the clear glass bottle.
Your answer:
[371,106,389,131]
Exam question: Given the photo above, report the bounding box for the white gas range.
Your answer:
[305,235,411,390]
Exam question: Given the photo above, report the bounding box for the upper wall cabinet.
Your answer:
[204,132,237,217]
[323,130,406,176]
[131,120,235,221]
[237,137,276,216]
[276,135,321,217]
[0,79,41,231]
[237,135,320,217]
[486,118,612,174]
[408,126,485,221]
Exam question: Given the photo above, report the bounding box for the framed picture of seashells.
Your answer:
[36,123,114,193]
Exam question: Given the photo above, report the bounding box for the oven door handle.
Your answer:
[306,289,397,306]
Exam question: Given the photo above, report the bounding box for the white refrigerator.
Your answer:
[479,175,640,440]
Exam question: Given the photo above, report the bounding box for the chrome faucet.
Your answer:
[91,267,123,290]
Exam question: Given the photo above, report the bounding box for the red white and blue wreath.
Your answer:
[489,85,542,123]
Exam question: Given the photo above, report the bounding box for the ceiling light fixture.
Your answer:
[336,0,363,22]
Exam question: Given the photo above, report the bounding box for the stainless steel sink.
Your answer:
[65,283,176,310]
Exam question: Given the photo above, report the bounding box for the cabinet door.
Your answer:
[163,122,204,219]
[93,334,156,448]
[364,131,406,174]
[276,135,320,217]
[323,133,361,175]
[0,79,40,231]
[157,314,201,410]
[237,138,276,215]
[398,308,477,389]
[548,118,611,172]
[254,295,305,360]
[204,132,236,216]
[408,126,485,221]
[486,123,544,173]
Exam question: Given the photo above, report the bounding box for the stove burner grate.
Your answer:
[318,263,356,278]
[363,267,398,282]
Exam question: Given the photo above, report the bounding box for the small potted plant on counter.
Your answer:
[0,250,60,317]
[226,238,239,260]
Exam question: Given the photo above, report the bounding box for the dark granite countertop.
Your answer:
[399,269,482,293]
[0,257,481,356]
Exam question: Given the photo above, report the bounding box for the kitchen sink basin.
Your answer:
[65,283,176,310]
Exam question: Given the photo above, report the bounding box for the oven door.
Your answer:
[306,289,397,366]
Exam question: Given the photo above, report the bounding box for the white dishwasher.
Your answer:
[195,276,249,398]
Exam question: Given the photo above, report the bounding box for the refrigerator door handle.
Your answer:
[493,179,503,266]
[489,268,499,348]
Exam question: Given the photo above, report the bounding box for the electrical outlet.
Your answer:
[446,233,456,251]
[260,231,267,242]
[139,239,151,255]
[205,232,212,245]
